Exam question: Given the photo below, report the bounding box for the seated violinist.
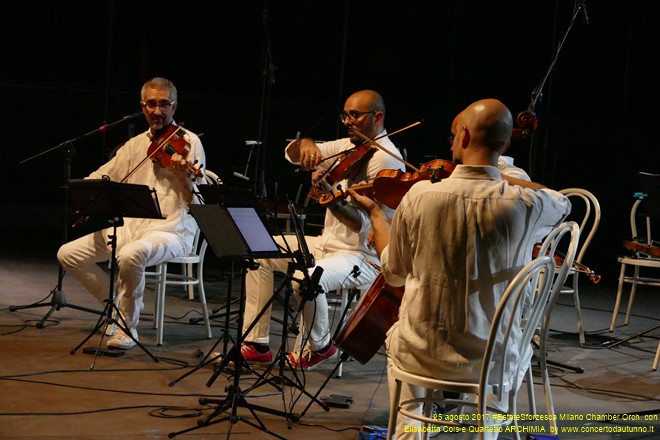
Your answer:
[239,89,404,369]
[57,77,206,350]
[350,98,570,439]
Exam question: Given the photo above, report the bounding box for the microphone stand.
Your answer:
[518,0,588,178]
[254,0,275,199]
[9,111,143,327]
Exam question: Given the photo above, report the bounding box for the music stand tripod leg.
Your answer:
[170,259,288,439]
[169,272,239,387]
[9,266,104,328]
[241,261,330,417]
[605,323,660,350]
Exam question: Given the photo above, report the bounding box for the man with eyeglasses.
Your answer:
[239,89,404,370]
[58,77,205,350]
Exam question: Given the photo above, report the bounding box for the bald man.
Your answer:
[238,90,404,370]
[351,99,570,439]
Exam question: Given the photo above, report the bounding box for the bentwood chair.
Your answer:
[526,221,580,433]
[609,172,660,370]
[557,188,601,346]
[386,256,555,440]
[149,228,212,346]
[147,169,220,345]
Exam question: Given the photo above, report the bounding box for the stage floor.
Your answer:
[1,253,659,439]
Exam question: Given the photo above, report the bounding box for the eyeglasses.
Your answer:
[339,110,377,123]
[141,99,175,111]
[447,135,456,145]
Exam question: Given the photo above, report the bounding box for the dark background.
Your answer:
[1,1,658,283]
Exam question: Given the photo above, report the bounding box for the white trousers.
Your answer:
[242,234,379,352]
[57,228,187,329]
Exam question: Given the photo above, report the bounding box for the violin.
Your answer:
[319,159,456,209]
[532,243,601,284]
[622,239,660,258]
[121,123,203,183]
[324,143,377,186]
[307,122,423,201]
[147,124,203,177]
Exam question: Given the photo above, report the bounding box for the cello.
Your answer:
[335,273,405,364]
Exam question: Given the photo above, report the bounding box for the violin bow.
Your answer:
[309,120,423,166]
[308,120,423,189]
[120,124,186,183]
[349,124,420,172]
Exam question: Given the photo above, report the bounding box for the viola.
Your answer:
[319,159,456,209]
[147,124,203,178]
[532,243,601,284]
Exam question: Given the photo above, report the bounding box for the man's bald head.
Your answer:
[459,99,513,153]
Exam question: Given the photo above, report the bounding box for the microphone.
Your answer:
[233,172,250,181]
[302,266,324,301]
[98,111,143,132]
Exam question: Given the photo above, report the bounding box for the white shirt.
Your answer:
[498,155,531,181]
[285,134,403,257]
[383,165,570,380]
[88,127,205,249]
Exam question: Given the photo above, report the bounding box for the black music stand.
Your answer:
[170,201,290,439]
[238,202,330,418]
[66,179,163,368]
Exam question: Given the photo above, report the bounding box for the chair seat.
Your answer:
[618,255,660,268]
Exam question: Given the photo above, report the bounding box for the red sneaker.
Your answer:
[241,343,273,363]
[288,343,338,370]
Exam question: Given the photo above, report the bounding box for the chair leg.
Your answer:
[610,263,627,332]
[152,264,163,330]
[423,389,433,440]
[387,379,403,440]
[186,262,195,300]
[624,265,640,326]
[652,342,660,372]
[525,366,536,415]
[572,276,586,345]
[197,269,212,339]
[542,353,558,435]
[156,263,167,346]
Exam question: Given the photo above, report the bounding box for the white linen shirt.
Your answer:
[498,155,531,181]
[286,134,403,259]
[88,127,205,251]
[382,165,570,380]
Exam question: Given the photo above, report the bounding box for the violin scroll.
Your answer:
[511,111,538,141]
[532,243,601,284]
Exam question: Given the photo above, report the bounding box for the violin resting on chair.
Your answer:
[532,243,601,284]
[622,239,660,258]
